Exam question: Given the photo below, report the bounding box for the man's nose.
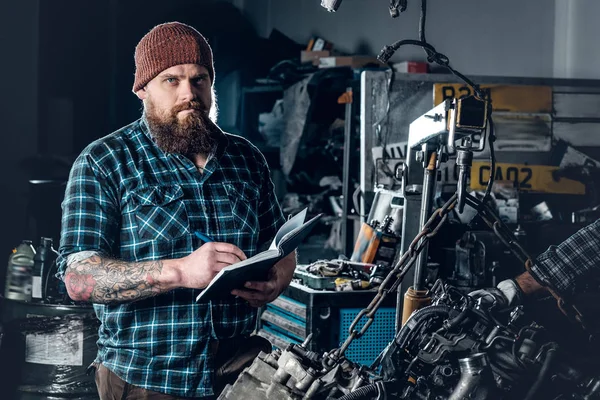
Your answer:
[178,80,196,102]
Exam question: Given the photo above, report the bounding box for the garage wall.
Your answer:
[240,0,556,78]
[0,0,39,284]
[554,0,600,79]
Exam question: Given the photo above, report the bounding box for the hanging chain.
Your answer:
[326,190,587,364]
[464,193,587,330]
[328,194,458,361]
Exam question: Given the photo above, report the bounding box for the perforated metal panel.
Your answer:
[339,307,396,365]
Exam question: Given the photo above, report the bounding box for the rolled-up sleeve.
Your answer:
[531,219,600,296]
[56,152,119,279]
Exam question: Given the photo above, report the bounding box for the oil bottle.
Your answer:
[5,240,36,301]
[32,237,58,303]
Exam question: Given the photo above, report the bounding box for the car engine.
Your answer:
[219,281,600,399]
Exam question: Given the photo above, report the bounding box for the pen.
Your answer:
[194,231,215,243]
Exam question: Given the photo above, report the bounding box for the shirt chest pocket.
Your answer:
[128,185,190,241]
[224,182,260,234]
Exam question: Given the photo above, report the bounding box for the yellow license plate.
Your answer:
[470,161,585,195]
[433,84,552,113]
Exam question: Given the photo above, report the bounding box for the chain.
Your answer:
[464,193,587,330]
[328,194,458,361]
[326,190,587,365]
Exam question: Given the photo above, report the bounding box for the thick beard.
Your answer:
[144,98,221,159]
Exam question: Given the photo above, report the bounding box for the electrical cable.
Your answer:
[378,39,483,98]
[373,69,396,181]
[377,0,497,202]
[352,185,367,218]
[482,112,496,204]
[419,0,434,61]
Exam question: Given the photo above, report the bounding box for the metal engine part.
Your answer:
[448,353,493,400]
[450,230,520,291]
[220,282,600,400]
[219,335,377,399]
[379,282,600,399]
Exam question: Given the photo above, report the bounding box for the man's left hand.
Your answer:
[231,252,296,307]
[469,278,525,310]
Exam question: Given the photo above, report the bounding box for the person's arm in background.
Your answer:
[59,152,246,304]
[471,219,600,307]
[515,270,546,296]
[528,218,600,297]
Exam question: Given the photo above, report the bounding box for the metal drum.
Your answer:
[0,298,99,399]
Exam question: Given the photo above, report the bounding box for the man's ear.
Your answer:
[135,87,147,100]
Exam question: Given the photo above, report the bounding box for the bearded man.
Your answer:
[57,22,295,400]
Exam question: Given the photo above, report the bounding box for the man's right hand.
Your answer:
[63,243,247,304]
[179,242,247,289]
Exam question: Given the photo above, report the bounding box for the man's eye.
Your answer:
[166,78,177,84]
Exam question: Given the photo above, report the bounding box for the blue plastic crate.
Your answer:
[339,307,396,366]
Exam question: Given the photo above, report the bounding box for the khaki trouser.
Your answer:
[94,335,271,400]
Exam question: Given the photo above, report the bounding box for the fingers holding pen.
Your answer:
[200,242,247,269]
[211,242,247,262]
[180,241,247,289]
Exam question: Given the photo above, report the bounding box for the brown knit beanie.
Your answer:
[132,22,214,92]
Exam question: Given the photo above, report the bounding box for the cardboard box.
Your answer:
[393,61,429,73]
[306,37,333,51]
[301,50,331,65]
[318,56,384,69]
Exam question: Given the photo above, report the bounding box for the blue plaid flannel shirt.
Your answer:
[531,218,600,296]
[57,118,285,398]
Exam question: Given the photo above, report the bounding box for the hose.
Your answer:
[523,347,558,400]
[481,335,515,350]
[373,306,451,377]
[440,301,470,332]
[336,384,378,400]
[337,381,393,400]
[396,305,451,348]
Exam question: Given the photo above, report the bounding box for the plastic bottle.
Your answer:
[5,240,36,301]
[32,237,56,303]
[40,240,62,303]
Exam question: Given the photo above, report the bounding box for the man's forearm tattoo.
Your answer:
[64,255,164,303]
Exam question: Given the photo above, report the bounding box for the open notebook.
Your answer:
[196,208,322,302]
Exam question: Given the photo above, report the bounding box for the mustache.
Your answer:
[172,101,206,114]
